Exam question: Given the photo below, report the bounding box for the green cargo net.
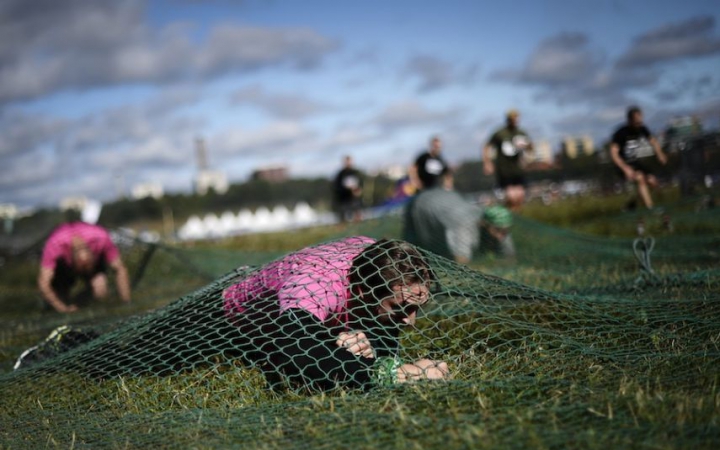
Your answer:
[1,228,719,449]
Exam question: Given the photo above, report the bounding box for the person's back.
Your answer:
[404,186,481,263]
[41,222,118,270]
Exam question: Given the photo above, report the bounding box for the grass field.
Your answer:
[1,187,719,449]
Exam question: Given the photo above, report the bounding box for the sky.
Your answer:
[1,0,720,210]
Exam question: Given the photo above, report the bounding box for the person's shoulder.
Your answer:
[614,124,630,133]
[416,187,461,205]
[612,124,629,138]
[46,222,80,243]
[489,127,504,138]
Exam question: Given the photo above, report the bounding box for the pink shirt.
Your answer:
[223,236,376,324]
[40,222,120,270]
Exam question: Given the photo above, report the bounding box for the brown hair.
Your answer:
[348,239,434,303]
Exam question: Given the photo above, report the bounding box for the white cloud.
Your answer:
[209,121,317,157]
[230,85,330,119]
[403,55,478,92]
[372,100,462,130]
[0,0,339,104]
[617,16,720,68]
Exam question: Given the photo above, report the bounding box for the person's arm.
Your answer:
[38,267,78,313]
[610,142,634,180]
[408,160,422,191]
[109,258,131,303]
[273,309,449,390]
[482,139,495,176]
[272,308,376,390]
[650,136,668,165]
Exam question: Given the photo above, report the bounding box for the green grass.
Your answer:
[1,188,719,448]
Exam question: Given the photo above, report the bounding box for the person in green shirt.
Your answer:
[483,109,533,212]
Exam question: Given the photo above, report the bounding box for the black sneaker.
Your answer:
[14,325,99,370]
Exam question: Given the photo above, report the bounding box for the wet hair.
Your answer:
[627,105,642,121]
[348,239,434,303]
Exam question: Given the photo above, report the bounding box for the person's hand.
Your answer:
[56,304,79,314]
[336,331,375,358]
[483,161,495,176]
[397,358,450,382]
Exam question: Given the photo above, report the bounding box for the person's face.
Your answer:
[485,223,510,242]
[630,112,644,128]
[507,115,518,128]
[430,138,442,155]
[376,283,430,327]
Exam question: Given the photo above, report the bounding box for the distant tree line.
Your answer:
[13,147,713,235]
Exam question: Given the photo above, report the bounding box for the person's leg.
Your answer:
[646,174,659,189]
[635,172,653,209]
[88,273,109,300]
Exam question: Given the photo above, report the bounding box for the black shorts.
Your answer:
[51,258,108,303]
[336,198,362,221]
[497,174,526,189]
[615,160,654,179]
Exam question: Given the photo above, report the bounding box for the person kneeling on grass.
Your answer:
[222,236,449,391]
[38,221,131,313]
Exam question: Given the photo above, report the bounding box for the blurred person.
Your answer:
[38,221,131,313]
[223,236,449,391]
[610,106,668,210]
[333,155,364,223]
[410,135,449,191]
[404,171,515,263]
[478,205,515,258]
[483,110,533,212]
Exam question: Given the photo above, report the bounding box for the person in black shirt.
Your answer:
[610,106,668,210]
[410,136,449,191]
[333,155,364,223]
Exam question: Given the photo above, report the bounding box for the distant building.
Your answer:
[131,182,164,200]
[0,203,18,219]
[60,196,89,212]
[59,196,102,223]
[531,139,554,165]
[0,203,18,234]
[194,137,229,195]
[379,164,406,181]
[251,166,288,183]
[195,171,229,195]
[562,135,594,159]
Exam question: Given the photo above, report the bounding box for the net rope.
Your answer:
[0,208,719,449]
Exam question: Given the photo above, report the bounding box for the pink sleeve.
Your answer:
[40,234,62,269]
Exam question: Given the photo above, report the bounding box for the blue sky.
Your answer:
[1,0,719,209]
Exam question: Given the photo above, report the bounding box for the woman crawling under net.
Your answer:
[222,236,449,391]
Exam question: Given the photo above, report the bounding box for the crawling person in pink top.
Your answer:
[39,222,131,313]
[223,236,449,391]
